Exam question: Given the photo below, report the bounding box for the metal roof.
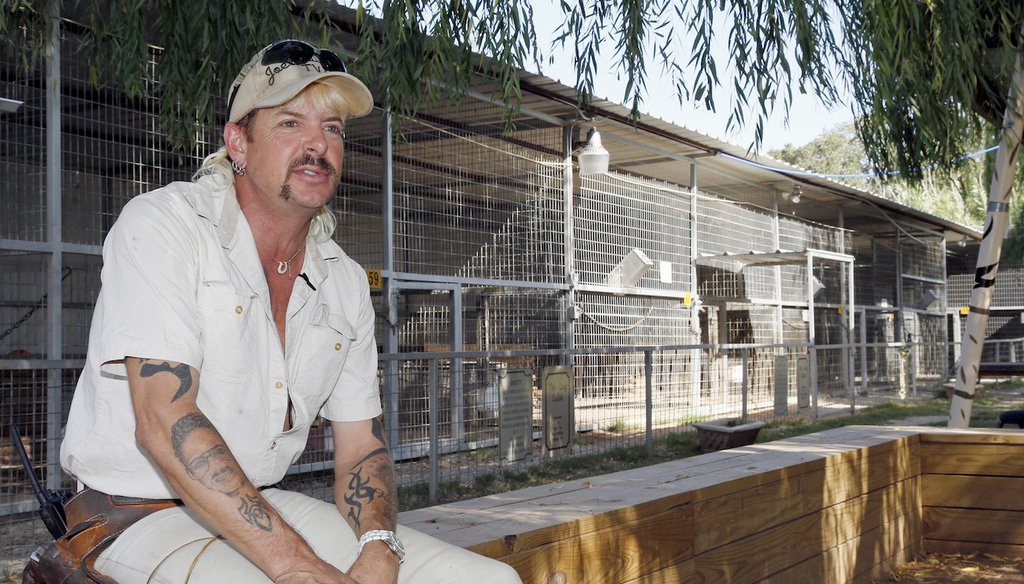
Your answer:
[3,6,982,247]
[508,70,981,244]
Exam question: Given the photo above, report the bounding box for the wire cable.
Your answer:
[721,146,999,179]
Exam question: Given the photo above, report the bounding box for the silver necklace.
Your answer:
[274,245,304,278]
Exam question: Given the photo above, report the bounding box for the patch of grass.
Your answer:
[605,419,634,433]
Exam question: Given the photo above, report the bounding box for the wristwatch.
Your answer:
[358,529,406,564]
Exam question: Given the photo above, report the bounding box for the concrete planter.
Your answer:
[692,420,766,452]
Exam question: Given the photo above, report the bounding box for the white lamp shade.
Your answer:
[578,130,609,175]
[0,97,23,113]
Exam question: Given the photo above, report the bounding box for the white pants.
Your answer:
[95,489,523,584]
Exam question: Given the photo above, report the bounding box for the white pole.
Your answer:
[948,53,1024,428]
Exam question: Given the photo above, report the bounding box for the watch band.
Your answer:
[358,529,406,563]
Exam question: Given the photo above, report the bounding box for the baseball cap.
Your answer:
[226,40,373,123]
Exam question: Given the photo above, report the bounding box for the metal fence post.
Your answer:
[859,309,868,396]
[645,349,653,458]
[428,358,439,505]
[741,348,749,420]
[911,339,918,399]
[807,255,820,420]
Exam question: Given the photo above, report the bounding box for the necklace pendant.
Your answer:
[276,261,288,275]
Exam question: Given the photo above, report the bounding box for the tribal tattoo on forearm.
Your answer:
[170,413,272,531]
[238,494,273,532]
[139,360,194,402]
[343,417,397,530]
[371,416,388,447]
[344,457,391,530]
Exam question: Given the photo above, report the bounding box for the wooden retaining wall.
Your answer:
[920,430,1024,558]
[398,426,1024,584]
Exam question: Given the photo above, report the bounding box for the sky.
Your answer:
[528,4,855,153]
[334,1,855,152]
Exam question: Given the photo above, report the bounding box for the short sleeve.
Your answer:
[95,193,204,376]
[320,257,382,422]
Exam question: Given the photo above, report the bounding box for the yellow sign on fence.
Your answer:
[366,269,382,289]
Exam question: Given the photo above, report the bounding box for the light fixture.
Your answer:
[0,97,23,114]
[605,248,654,289]
[811,275,825,297]
[574,127,610,175]
[915,289,940,311]
[789,185,802,204]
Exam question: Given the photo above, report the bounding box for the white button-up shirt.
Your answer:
[62,175,381,499]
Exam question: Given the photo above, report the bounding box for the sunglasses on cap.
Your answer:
[227,40,350,119]
[260,40,348,72]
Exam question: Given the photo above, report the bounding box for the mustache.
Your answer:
[288,154,337,177]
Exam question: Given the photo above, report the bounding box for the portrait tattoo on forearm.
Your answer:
[238,494,273,532]
[171,413,215,463]
[171,413,259,527]
[140,360,194,402]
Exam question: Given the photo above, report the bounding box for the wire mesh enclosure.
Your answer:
[0,22,968,575]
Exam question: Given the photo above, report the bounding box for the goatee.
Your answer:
[279,154,338,201]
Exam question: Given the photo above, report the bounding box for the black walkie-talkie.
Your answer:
[8,423,73,539]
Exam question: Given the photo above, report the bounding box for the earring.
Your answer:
[230,159,246,176]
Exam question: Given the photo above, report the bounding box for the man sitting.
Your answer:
[57,39,523,584]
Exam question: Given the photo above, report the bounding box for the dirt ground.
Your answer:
[873,553,1024,583]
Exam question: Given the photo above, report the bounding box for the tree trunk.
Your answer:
[948,53,1024,428]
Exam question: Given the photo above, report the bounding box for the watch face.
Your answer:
[388,534,406,559]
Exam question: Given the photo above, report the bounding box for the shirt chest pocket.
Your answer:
[196,281,259,384]
[293,306,356,415]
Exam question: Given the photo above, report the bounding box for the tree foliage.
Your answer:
[349,0,539,124]
[771,123,868,188]
[770,122,991,228]
[1,0,1023,185]
[0,0,313,149]
[843,1,1024,181]
[0,0,542,148]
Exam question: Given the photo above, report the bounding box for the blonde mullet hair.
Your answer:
[195,81,352,243]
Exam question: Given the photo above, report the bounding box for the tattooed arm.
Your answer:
[332,417,400,584]
[126,357,355,584]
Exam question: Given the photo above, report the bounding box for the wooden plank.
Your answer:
[495,500,695,584]
[412,481,697,555]
[693,478,920,584]
[920,442,1024,477]
[923,474,1024,510]
[620,559,696,584]
[924,538,1024,558]
[924,507,1024,546]
[847,546,920,584]
[682,430,918,509]
[760,511,920,584]
[399,480,596,526]
[693,438,919,552]
[919,429,1024,446]
[502,489,695,558]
